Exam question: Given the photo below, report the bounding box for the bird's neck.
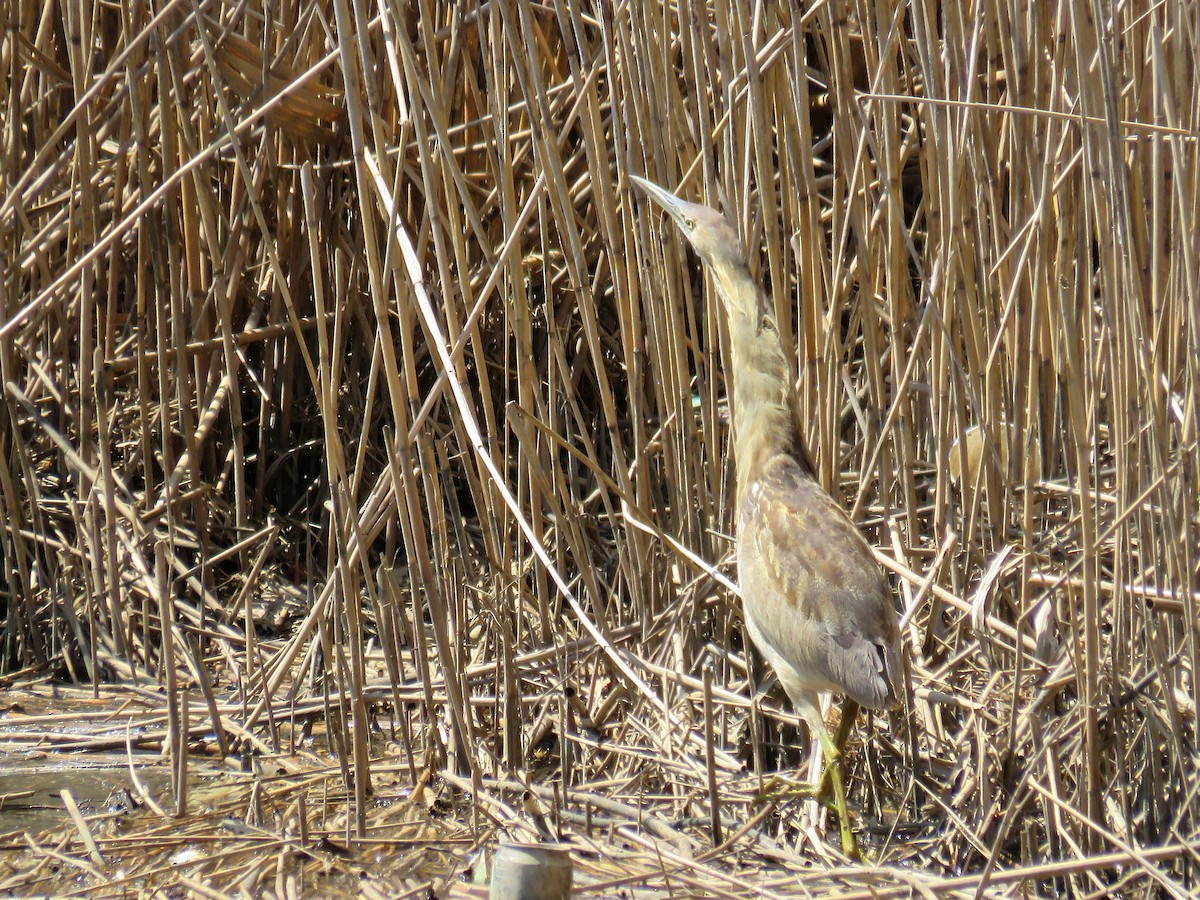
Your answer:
[715,274,814,495]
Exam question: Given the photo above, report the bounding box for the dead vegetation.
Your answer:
[1,1,1198,896]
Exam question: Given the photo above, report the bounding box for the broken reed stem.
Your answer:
[703,665,722,848]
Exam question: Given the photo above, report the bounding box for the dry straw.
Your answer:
[1,1,1197,896]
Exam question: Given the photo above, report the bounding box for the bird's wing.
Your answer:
[738,454,900,709]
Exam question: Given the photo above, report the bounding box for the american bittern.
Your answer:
[632,175,901,858]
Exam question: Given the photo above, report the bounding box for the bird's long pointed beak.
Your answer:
[630,175,688,222]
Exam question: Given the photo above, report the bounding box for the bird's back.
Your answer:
[737,452,900,710]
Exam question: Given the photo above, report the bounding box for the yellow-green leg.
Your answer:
[816,723,860,860]
[757,697,863,860]
[816,699,859,803]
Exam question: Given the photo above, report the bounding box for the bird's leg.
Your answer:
[757,715,861,860]
[753,699,862,859]
[816,698,860,804]
[816,725,861,860]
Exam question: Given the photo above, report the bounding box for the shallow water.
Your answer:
[0,752,173,836]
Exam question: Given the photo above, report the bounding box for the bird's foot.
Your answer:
[756,763,842,804]
[754,773,823,802]
[756,776,862,861]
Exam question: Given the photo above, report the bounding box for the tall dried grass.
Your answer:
[1,0,1197,895]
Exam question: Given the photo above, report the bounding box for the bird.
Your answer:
[631,174,901,858]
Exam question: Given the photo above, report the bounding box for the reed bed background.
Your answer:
[1,0,1198,896]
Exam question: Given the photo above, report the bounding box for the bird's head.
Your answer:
[631,176,748,278]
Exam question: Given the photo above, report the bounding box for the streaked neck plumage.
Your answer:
[710,266,814,500]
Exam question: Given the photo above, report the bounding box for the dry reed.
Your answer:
[1,1,1198,896]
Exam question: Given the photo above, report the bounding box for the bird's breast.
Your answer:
[736,456,891,624]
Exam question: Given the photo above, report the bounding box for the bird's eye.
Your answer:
[682,217,696,230]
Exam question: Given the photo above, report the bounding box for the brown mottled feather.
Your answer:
[738,455,899,710]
